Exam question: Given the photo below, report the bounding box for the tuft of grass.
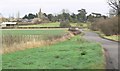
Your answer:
[2,35,105,69]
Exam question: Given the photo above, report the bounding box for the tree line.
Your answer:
[22,9,107,23]
[90,0,120,36]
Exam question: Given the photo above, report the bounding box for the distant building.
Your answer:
[22,19,32,23]
[1,22,17,27]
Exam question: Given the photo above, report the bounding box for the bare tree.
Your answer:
[109,8,117,17]
[107,0,120,15]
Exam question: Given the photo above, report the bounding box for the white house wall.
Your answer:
[1,24,6,27]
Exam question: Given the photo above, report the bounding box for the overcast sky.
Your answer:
[0,0,110,18]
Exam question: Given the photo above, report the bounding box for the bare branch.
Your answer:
[108,2,117,10]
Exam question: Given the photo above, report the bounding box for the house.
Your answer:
[1,22,17,27]
[22,19,32,23]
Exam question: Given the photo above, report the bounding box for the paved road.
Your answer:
[82,31,118,69]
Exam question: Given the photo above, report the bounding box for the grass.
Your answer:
[18,22,89,28]
[2,29,70,53]
[95,31,120,42]
[70,23,77,27]
[103,35,120,42]
[2,35,105,69]
[2,29,68,44]
[18,22,60,27]
[70,23,89,28]
[2,29,67,36]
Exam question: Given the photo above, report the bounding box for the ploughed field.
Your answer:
[2,29,105,69]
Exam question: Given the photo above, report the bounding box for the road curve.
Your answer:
[82,31,118,69]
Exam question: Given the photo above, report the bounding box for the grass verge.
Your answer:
[2,35,105,69]
[95,31,120,42]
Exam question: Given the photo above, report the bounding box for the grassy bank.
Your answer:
[95,31,120,42]
[2,29,68,42]
[2,35,105,69]
[103,35,119,42]
[2,29,69,53]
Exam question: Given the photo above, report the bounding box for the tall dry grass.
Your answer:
[2,32,74,54]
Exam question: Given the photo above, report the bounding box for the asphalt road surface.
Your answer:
[82,31,118,69]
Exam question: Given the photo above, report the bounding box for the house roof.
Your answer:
[1,22,17,25]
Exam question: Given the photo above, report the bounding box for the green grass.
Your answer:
[2,35,105,69]
[18,22,90,28]
[70,23,89,28]
[70,23,77,27]
[2,29,68,46]
[2,29,67,36]
[95,31,120,42]
[103,35,120,41]
[18,22,60,27]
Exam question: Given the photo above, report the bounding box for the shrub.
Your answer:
[90,18,102,31]
[90,17,119,36]
[60,20,71,28]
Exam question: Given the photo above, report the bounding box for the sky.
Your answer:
[0,0,110,18]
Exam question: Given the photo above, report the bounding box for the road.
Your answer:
[82,31,118,69]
